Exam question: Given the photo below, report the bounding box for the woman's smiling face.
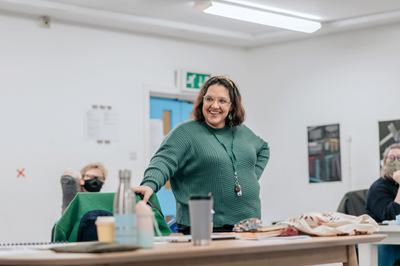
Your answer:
[202,84,231,128]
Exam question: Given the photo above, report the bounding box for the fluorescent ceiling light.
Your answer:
[200,1,321,33]
[222,0,322,21]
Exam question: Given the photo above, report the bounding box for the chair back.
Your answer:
[337,189,368,216]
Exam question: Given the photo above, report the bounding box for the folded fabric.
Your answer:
[233,218,263,232]
[233,218,299,237]
[280,212,379,236]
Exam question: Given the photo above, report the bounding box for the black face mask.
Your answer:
[83,178,104,192]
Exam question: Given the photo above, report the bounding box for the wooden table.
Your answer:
[359,225,400,266]
[0,234,385,266]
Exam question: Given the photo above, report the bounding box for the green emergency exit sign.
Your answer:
[185,72,211,90]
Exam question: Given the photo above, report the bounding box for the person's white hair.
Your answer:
[381,143,400,177]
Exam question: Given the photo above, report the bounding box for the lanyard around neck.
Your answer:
[206,126,242,196]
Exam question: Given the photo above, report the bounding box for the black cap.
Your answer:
[190,193,212,200]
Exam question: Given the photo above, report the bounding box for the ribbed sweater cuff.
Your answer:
[141,168,166,193]
[141,181,158,193]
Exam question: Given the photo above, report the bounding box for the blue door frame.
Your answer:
[149,96,193,224]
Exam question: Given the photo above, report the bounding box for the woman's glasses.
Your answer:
[387,155,400,162]
[84,174,105,181]
[203,95,231,107]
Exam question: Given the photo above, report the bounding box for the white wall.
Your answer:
[3,10,400,243]
[247,24,400,224]
[0,13,248,242]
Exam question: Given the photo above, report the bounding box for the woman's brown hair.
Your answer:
[192,75,245,127]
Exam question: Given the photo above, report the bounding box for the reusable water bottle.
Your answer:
[136,201,154,248]
[114,169,137,245]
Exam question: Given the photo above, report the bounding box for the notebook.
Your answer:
[0,241,72,251]
[155,233,237,243]
[50,242,139,253]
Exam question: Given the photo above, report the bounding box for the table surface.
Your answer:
[0,234,386,266]
[378,224,400,233]
[358,226,400,266]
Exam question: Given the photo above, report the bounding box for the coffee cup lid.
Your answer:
[190,193,212,200]
[95,216,115,224]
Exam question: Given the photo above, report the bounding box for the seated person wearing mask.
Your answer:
[366,144,400,266]
[61,162,107,212]
[366,143,400,222]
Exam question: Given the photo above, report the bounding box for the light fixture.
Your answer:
[196,1,321,33]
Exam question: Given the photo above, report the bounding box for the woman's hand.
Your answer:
[393,170,400,205]
[63,169,75,178]
[133,185,154,203]
[393,170,400,184]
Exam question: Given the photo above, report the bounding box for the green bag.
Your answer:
[53,192,171,242]
[136,193,171,237]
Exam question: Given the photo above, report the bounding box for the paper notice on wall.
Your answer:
[102,106,118,143]
[86,105,118,144]
[86,107,102,140]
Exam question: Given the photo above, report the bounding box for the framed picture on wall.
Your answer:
[378,119,400,162]
[308,124,342,183]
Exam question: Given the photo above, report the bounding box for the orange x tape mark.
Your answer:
[17,168,25,178]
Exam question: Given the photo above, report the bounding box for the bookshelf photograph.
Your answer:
[308,124,342,183]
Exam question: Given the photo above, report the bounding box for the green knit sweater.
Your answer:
[141,120,269,227]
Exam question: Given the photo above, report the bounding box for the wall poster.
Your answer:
[379,119,400,162]
[308,124,342,183]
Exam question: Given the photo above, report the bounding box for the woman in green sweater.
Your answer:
[135,76,270,233]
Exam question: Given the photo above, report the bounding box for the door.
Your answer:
[149,96,193,224]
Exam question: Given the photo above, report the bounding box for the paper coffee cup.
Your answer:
[95,216,115,242]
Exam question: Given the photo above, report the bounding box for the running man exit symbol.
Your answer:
[186,72,211,90]
[17,168,25,178]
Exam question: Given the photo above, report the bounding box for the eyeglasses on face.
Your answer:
[387,155,400,162]
[203,95,231,107]
[84,174,104,181]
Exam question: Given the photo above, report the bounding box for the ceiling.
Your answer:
[1,0,400,48]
